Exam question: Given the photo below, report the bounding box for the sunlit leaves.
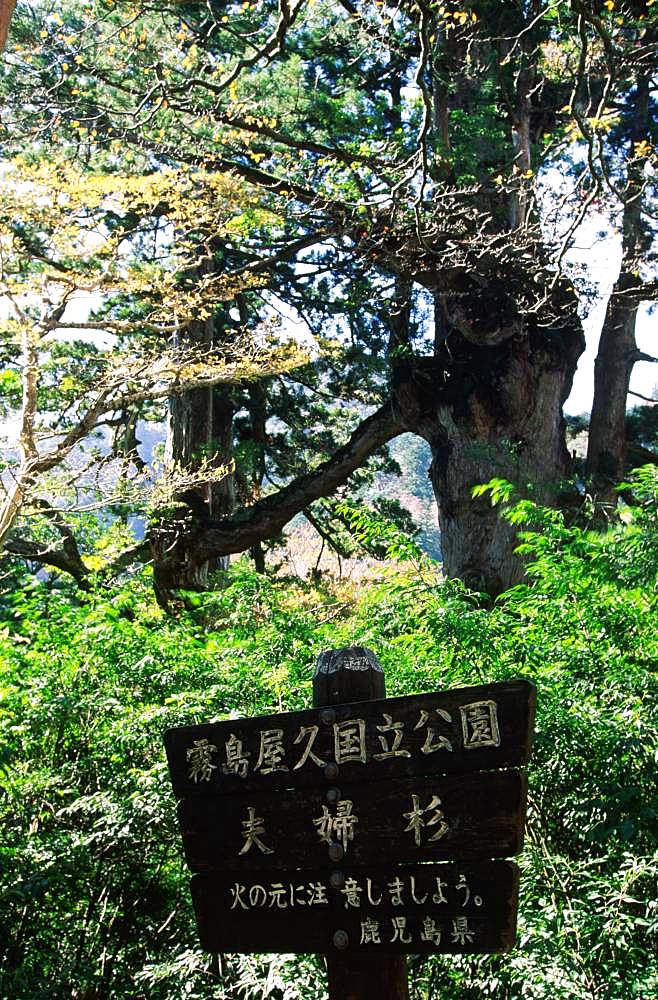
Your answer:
[0,156,255,327]
[1,482,657,995]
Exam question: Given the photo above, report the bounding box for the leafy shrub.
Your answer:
[0,471,656,998]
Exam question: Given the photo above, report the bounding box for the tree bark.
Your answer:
[151,290,236,601]
[412,300,583,595]
[585,60,652,507]
[0,0,16,53]
[586,288,641,507]
[246,380,268,573]
[208,386,235,572]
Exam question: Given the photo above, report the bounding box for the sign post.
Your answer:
[313,646,409,1000]
[164,648,535,999]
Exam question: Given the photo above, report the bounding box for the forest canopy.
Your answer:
[0,5,657,998]
[0,0,656,602]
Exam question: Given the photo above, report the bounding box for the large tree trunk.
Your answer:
[407,301,583,595]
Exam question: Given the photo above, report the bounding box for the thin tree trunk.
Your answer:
[586,290,641,506]
[151,287,236,601]
[208,386,234,572]
[0,0,16,52]
[586,63,652,506]
[246,379,268,573]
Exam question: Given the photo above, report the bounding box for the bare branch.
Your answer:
[213,0,306,96]
[95,114,347,217]
[628,391,657,404]
[102,538,151,578]
[3,527,151,587]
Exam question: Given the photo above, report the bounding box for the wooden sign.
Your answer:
[164,679,535,798]
[177,770,527,872]
[190,861,520,955]
[163,653,535,987]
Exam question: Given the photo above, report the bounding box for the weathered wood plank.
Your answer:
[177,769,527,873]
[314,645,410,999]
[164,679,536,798]
[190,861,520,955]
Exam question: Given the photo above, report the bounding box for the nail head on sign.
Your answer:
[326,787,341,804]
[333,929,349,950]
[324,762,339,780]
[329,871,345,889]
[319,708,336,725]
[328,842,344,862]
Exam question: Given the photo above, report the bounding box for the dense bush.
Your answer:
[1,471,656,999]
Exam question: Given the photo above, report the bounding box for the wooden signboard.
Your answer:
[177,770,527,872]
[190,861,520,955]
[164,679,535,798]
[164,655,535,994]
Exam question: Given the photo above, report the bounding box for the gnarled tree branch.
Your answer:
[151,400,406,603]
[3,534,90,587]
[197,401,406,559]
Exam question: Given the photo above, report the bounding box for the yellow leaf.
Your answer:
[633,139,652,157]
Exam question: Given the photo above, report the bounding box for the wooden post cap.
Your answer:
[313,647,385,705]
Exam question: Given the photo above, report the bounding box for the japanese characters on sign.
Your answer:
[164,681,536,797]
[164,678,535,958]
[187,702,495,785]
[177,769,527,872]
[190,862,520,955]
[225,869,482,912]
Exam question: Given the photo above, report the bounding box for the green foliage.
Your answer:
[332,498,425,564]
[0,368,21,415]
[1,473,657,998]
